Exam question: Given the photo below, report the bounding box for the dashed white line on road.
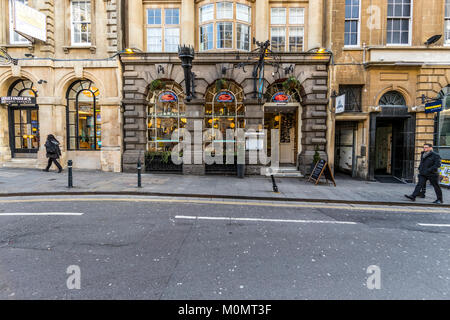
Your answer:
[175,215,357,225]
[0,212,84,216]
[417,223,450,227]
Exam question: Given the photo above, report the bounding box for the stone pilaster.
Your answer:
[181,0,195,47]
[183,99,205,175]
[0,104,11,163]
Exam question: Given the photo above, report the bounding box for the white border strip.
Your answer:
[0,212,84,216]
[175,215,357,225]
[417,223,450,227]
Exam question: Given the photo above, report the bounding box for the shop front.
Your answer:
[121,51,330,175]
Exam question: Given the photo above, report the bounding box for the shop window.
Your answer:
[146,8,180,52]
[66,80,101,150]
[198,1,251,51]
[434,86,450,159]
[379,90,406,106]
[445,0,450,44]
[71,0,92,46]
[204,80,245,154]
[387,0,411,45]
[147,81,186,152]
[344,0,360,46]
[339,85,363,112]
[9,0,30,44]
[270,7,304,52]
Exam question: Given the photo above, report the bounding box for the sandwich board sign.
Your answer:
[308,159,336,186]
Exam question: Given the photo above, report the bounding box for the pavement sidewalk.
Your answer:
[0,167,449,206]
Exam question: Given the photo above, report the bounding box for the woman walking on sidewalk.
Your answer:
[43,134,63,173]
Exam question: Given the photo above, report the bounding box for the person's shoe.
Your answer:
[42,169,49,172]
[418,193,425,198]
[432,199,443,204]
[404,194,415,201]
[58,168,63,173]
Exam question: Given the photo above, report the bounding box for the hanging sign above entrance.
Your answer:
[335,94,346,114]
[159,91,178,103]
[216,91,234,103]
[272,92,291,104]
[1,96,36,104]
[425,99,443,113]
[308,159,336,186]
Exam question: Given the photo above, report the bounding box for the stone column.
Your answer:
[36,102,55,167]
[255,0,269,43]
[181,0,195,47]
[128,0,144,51]
[0,104,11,163]
[183,99,205,175]
[307,0,324,50]
[99,102,122,172]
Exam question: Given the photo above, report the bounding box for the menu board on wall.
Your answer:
[439,159,450,186]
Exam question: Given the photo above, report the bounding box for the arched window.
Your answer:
[379,90,406,106]
[434,85,450,159]
[199,1,252,51]
[66,80,100,150]
[204,80,245,152]
[147,80,185,152]
[7,79,39,154]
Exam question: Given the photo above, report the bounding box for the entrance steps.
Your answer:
[271,166,304,178]
[2,158,39,169]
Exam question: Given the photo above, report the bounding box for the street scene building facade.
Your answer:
[121,0,330,174]
[0,0,123,171]
[328,0,450,182]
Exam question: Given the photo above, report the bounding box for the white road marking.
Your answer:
[175,215,357,225]
[417,223,450,227]
[0,212,84,216]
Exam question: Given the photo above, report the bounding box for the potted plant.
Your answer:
[310,145,321,173]
[149,79,164,92]
[145,150,182,172]
[216,79,227,91]
[282,76,300,91]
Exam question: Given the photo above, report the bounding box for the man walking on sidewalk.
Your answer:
[405,143,443,204]
[43,134,63,173]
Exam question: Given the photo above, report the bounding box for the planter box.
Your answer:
[205,156,238,174]
[145,155,182,173]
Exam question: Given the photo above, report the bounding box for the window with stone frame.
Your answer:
[344,0,360,46]
[445,0,450,45]
[434,86,450,159]
[270,6,305,52]
[145,7,180,52]
[339,85,363,112]
[9,0,30,45]
[71,0,92,46]
[198,1,252,51]
[386,0,412,45]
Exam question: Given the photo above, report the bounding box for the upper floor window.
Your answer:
[71,0,92,46]
[344,0,360,46]
[387,0,411,45]
[9,0,30,45]
[146,8,180,52]
[379,91,406,106]
[339,85,363,112]
[445,0,450,44]
[270,7,304,52]
[199,2,251,52]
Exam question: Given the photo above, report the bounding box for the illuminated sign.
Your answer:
[216,91,234,103]
[1,96,36,104]
[159,91,178,103]
[272,92,290,103]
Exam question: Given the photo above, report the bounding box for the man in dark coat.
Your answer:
[43,134,63,173]
[405,143,443,203]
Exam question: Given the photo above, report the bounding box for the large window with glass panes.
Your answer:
[199,1,251,51]
[145,7,180,52]
[270,7,304,52]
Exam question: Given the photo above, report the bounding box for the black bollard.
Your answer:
[137,158,142,188]
[68,160,73,188]
[271,174,278,193]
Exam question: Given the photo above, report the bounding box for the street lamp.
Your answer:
[178,45,195,101]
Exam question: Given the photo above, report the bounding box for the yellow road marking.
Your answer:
[0,197,449,213]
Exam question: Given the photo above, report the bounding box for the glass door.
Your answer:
[9,107,40,154]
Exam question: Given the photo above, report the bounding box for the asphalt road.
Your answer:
[0,195,449,300]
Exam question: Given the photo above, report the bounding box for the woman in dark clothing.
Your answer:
[43,134,63,173]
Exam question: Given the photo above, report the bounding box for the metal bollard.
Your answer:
[137,158,142,188]
[271,174,278,193]
[68,160,73,188]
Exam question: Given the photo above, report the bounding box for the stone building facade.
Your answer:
[121,0,331,174]
[0,0,123,171]
[327,0,450,182]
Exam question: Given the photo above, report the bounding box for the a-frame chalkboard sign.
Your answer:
[308,159,336,186]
